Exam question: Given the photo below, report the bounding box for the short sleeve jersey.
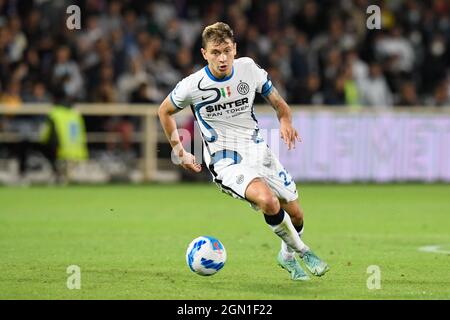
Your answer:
[169,57,273,166]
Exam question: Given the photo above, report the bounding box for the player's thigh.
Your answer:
[245,177,274,204]
[214,163,259,200]
[215,164,279,213]
[245,177,280,214]
[261,151,298,204]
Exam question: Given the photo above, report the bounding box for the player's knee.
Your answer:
[258,192,280,215]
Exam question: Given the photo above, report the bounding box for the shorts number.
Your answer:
[279,170,293,186]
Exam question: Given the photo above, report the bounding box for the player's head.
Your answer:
[201,22,236,79]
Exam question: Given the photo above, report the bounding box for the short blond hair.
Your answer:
[202,22,234,49]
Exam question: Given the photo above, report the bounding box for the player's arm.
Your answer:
[265,87,302,150]
[158,97,201,172]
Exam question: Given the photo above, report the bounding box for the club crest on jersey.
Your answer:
[220,86,231,98]
[237,81,249,95]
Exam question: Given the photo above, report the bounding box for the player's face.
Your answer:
[201,39,236,79]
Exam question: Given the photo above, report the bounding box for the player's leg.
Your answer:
[213,160,316,279]
[259,145,329,277]
[245,178,310,280]
[280,200,304,261]
[245,178,308,252]
[282,200,304,231]
[281,200,329,276]
[268,199,308,280]
[244,177,280,215]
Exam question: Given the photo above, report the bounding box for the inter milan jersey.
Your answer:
[169,57,273,167]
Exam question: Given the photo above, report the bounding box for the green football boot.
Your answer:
[277,251,310,281]
[301,250,330,276]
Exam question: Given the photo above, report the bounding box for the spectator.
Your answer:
[342,64,360,107]
[0,80,22,108]
[293,0,324,41]
[429,79,450,107]
[358,62,393,108]
[23,82,51,103]
[421,33,448,94]
[291,73,324,105]
[0,0,448,107]
[345,49,369,83]
[52,45,84,100]
[117,58,152,102]
[324,75,346,106]
[7,15,27,63]
[376,28,416,74]
[130,82,157,104]
[397,81,421,106]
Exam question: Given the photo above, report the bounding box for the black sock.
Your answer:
[294,223,303,233]
[264,208,285,226]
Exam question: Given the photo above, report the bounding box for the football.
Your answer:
[186,236,227,276]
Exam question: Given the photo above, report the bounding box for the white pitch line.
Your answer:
[418,244,450,255]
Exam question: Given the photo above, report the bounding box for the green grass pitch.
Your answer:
[0,183,449,299]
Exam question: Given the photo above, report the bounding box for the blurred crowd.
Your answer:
[0,0,449,108]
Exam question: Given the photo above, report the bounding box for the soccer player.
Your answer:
[158,22,329,281]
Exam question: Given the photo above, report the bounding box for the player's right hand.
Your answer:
[179,151,202,173]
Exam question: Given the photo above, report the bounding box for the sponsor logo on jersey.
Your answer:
[205,97,249,113]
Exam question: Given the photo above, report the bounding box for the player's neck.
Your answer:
[206,65,234,81]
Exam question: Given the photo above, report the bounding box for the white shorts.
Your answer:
[209,144,298,206]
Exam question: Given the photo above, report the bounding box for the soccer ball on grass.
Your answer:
[186,236,226,276]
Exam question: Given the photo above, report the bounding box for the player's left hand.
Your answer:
[280,120,302,150]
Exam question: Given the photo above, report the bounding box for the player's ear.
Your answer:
[233,42,237,56]
[201,47,208,61]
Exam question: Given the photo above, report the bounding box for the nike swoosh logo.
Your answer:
[201,95,213,100]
